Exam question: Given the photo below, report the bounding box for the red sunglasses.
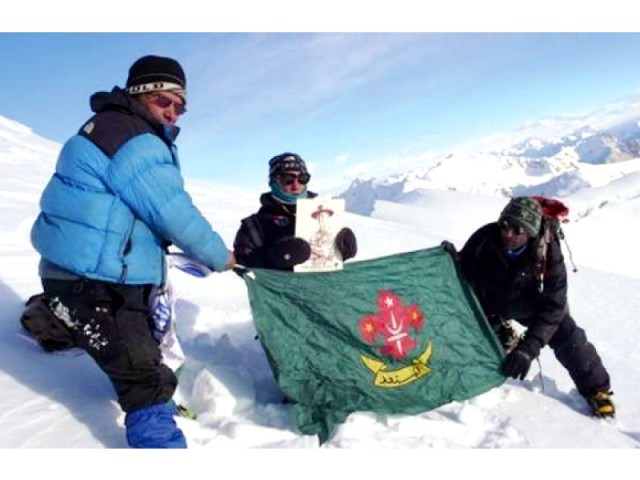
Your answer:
[149,93,187,116]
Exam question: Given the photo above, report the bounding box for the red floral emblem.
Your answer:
[358,291,425,360]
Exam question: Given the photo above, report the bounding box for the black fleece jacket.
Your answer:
[459,223,568,351]
[233,191,317,270]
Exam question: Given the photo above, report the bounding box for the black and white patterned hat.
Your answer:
[268,153,310,180]
[126,55,186,102]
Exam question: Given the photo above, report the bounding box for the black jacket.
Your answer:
[459,223,568,350]
[82,88,180,155]
[233,192,317,269]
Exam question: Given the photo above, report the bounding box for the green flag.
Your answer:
[241,246,506,441]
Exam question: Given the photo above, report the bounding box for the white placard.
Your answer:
[294,197,345,272]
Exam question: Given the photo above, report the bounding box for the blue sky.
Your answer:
[2,31,640,192]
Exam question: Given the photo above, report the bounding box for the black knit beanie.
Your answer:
[126,55,187,101]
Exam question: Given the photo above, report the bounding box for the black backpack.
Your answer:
[532,196,577,292]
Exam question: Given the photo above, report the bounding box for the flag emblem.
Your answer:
[359,290,433,388]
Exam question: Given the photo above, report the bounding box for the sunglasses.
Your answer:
[499,220,526,236]
[278,172,310,186]
[149,93,187,116]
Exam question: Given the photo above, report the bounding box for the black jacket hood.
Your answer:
[89,87,180,141]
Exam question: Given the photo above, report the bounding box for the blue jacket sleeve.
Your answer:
[104,133,229,271]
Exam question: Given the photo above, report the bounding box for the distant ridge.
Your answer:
[341,113,640,215]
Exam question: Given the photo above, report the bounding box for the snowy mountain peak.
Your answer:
[0,114,60,171]
[341,114,640,215]
[498,116,640,164]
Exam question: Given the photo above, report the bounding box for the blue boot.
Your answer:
[125,402,187,448]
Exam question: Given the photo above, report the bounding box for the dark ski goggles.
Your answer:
[278,172,310,186]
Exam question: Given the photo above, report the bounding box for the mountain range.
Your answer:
[341,113,640,215]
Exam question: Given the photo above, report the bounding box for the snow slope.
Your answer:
[0,115,638,475]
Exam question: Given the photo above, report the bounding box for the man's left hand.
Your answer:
[335,228,357,260]
[501,346,533,380]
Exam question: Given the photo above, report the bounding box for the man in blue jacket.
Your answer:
[29,55,236,447]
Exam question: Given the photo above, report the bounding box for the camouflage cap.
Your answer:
[499,197,542,237]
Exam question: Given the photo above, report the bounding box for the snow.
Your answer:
[0,114,638,474]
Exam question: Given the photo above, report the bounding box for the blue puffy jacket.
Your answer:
[32,88,229,286]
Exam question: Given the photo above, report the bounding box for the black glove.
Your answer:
[335,228,357,260]
[20,293,76,352]
[440,240,460,262]
[266,237,311,270]
[501,339,540,380]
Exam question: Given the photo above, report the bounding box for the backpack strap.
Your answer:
[534,215,578,293]
[531,196,580,292]
[534,220,552,293]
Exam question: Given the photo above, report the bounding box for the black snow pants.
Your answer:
[41,277,177,413]
[520,312,610,397]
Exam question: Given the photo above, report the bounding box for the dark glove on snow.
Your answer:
[334,228,357,260]
[266,237,311,270]
[20,293,75,352]
[440,240,460,262]
[501,339,539,380]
